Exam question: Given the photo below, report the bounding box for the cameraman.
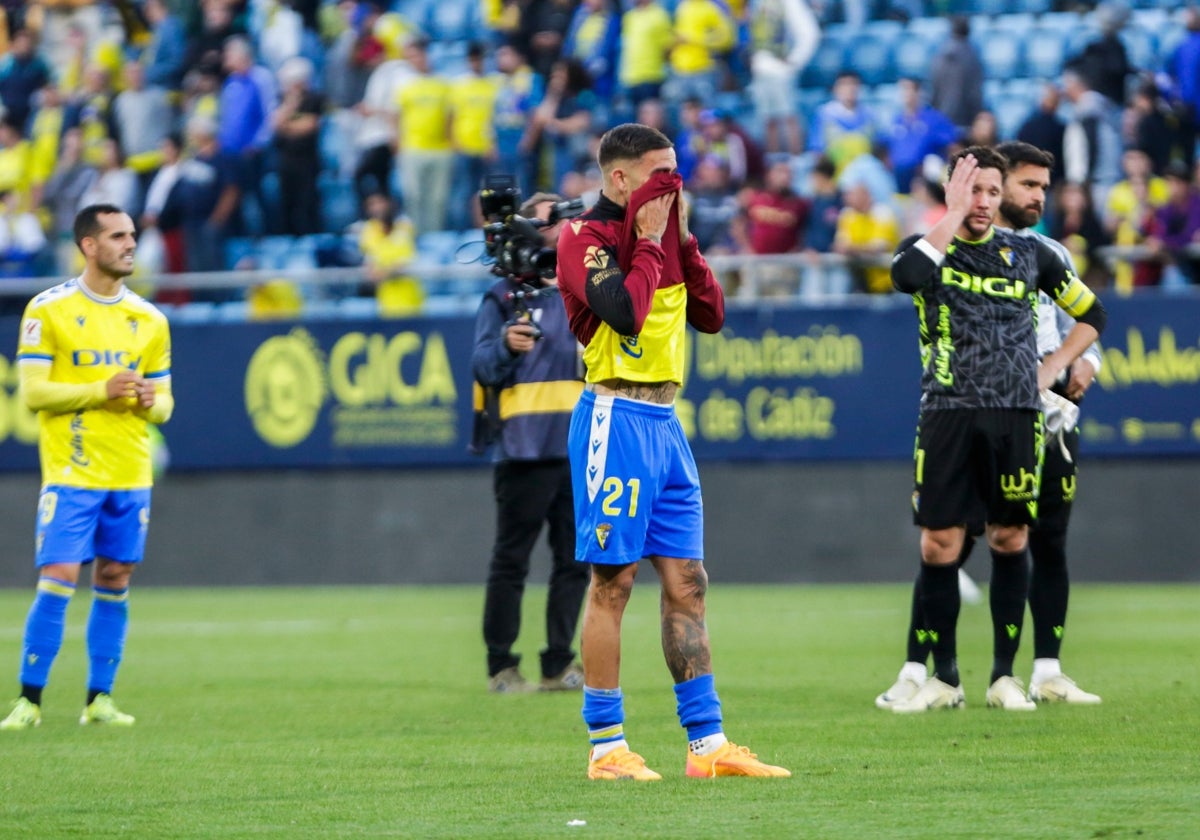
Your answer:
[471,193,589,694]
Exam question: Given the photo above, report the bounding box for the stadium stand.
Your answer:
[0,0,1194,325]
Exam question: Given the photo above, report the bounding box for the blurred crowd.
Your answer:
[0,0,1198,307]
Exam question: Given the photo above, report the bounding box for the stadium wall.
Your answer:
[1,460,1195,587]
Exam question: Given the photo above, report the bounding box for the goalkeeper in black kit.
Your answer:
[886,146,1107,713]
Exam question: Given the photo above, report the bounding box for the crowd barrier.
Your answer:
[1,267,1196,471]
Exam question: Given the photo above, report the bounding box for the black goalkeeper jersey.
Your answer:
[891,226,1104,412]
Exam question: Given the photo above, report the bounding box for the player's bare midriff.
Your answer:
[586,379,678,405]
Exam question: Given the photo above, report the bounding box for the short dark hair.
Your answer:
[995,141,1055,172]
[73,204,127,249]
[947,145,1008,179]
[597,123,673,169]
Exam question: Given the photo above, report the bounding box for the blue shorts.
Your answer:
[35,486,152,567]
[569,391,704,565]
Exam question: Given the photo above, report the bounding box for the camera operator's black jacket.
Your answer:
[470,278,583,461]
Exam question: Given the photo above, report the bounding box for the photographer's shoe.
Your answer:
[488,666,536,694]
[541,662,585,691]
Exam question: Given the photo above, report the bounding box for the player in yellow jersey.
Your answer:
[1,204,173,731]
[556,124,789,780]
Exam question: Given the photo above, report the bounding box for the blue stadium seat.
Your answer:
[318,118,353,175]
[979,31,1023,80]
[224,237,257,271]
[425,0,474,41]
[993,94,1032,140]
[965,0,1011,16]
[1065,25,1100,59]
[1014,0,1051,13]
[892,36,932,81]
[1120,26,1159,72]
[800,33,849,90]
[989,13,1037,34]
[1158,23,1187,66]
[1024,28,1069,79]
[845,33,897,86]
[256,236,296,271]
[319,177,360,233]
[795,87,826,125]
[864,82,900,127]
[907,15,950,40]
[417,230,461,265]
[983,78,1006,109]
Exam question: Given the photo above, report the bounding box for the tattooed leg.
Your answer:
[652,558,712,683]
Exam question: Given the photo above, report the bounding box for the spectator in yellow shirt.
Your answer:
[1103,148,1170,291]
[833,181,900,294]
[395,39,454,237]
[450,43,501,231]
[667,0,735,103]
[358,191,425,317]
[0,118,33,209]
[619,0,675,107]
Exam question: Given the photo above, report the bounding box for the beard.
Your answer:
[100,254,135,278]
[999,199,1040,231]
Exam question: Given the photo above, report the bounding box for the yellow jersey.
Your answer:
[17,278,173,490]
[396,75,453,152]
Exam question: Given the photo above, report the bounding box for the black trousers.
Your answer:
[483,459,588,678]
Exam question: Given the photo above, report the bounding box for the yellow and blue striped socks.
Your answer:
[86,586,129,700]
[19,577,77,703]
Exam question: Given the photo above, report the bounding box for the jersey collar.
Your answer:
[953,226,996,246]
[75,275,127,305]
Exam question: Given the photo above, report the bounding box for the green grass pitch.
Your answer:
[1,583,1197,838]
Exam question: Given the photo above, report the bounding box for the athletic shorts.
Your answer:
[912,408,1043,530]
[35,486,152,567]
[1037,426,1079,532]
[569,390,704,565]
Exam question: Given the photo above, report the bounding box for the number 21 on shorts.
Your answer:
[601,477,640,517]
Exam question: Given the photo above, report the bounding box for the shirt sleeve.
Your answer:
[681,233,724,333]
[557,220,662,337]
[471,292,522,387]
[1035,239,1107,334]
[890,233,940,293]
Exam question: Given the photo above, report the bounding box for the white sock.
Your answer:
[899,662,928,683]
[590,739,627,760]
[688,733,728,756]
[1032,658,1062,685]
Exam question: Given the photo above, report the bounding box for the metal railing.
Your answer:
[0,248,1194,306]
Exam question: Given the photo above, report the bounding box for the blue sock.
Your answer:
[20,578,76,690]
[674,674,723,741]
[582,686,625,746]
[86,587,129,696]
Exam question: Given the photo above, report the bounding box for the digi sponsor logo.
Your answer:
[72,349,142,369]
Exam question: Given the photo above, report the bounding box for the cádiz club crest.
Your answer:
[244,328,327,447]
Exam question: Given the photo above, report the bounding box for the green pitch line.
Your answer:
[1,584,1196,838]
